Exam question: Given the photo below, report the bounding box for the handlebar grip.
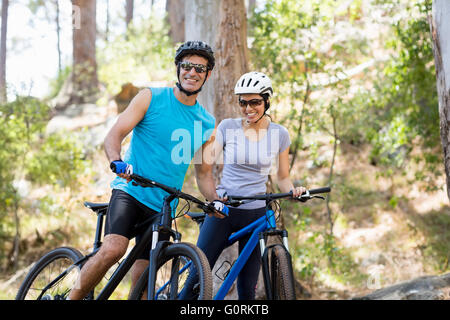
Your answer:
[308,187,331,195]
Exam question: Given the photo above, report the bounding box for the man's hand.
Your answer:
[110,160,133,183]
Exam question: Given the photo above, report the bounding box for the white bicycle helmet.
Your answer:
[234,72,273,97]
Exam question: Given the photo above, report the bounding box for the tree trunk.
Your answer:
[184,0,221,115]
[212,0,250,300]
[125,0,134,28]
[166,0,185,44]
[430,0,450,202]
[247,0,256,16]
[70,0,98,106]
[214,0,249,122]
[105,0,110,42]
[0,0,8,103]
[55,0,62,75]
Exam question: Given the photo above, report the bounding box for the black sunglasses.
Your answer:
[238,98,264,108]
[179,61,208,73]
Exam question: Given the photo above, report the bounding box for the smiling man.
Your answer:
[67,41,222,300]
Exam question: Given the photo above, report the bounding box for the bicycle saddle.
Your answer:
[84,201,109,213]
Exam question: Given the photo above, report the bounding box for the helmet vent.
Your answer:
[234,71,272,98]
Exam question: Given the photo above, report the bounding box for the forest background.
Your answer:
[0,0,448,300]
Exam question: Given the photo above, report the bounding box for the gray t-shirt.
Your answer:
[215,118,291,209]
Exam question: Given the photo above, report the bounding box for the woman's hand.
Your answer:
[292,186,307,198]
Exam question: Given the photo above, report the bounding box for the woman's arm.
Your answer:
[277,147,305,197]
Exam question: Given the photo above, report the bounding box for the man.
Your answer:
[68,41,221,300]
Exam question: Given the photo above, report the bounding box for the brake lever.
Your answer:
[297,194,325,202]
[225,200,243,208]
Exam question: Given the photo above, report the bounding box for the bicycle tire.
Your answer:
[129,242,212,300]
[15,246,84,300]
[268,245,296,300]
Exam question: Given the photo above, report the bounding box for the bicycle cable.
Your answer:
[265,199,281,225]
[173,199,192,235]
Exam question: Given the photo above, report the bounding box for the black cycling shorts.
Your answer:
[105,189,162,260]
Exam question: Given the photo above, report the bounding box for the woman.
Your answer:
[183,72,305,300]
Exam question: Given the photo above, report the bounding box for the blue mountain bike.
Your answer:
[130,186,330,300]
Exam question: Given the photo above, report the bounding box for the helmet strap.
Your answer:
[255,99,270,123]
[244,97,270,124]
[254,113,265,124]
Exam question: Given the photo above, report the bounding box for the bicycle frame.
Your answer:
[155,205,289,300]
[36,194,179,300]
[98,194,180,300]
[213,205,286,300]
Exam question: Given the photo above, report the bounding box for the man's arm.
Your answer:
[104,88,152,162]
[194,128,220,201]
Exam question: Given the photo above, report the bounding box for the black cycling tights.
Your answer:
[180,206,266,300]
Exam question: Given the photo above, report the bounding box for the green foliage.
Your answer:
[0,96,88,267]
[250,0,444,291]
[46,66,72,100]
[26,132,87,189]
[250,0,371,161]
[291,201,364,286]
[367,0,439,177]
[0,97,50,205]
[252,0,440,187]
[98,17,174,94]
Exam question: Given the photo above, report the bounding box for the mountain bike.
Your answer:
[130,187,331,300]
[15,174,226,300]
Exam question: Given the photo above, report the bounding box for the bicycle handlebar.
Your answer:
[225,187,331,206]
[308,187,331,195]
[129,174,227,216]
[130,173,201,203]
[130,174,330,214]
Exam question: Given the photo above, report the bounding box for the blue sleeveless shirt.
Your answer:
[110,87,215,213]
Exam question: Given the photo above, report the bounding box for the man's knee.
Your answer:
[98,234,129,265]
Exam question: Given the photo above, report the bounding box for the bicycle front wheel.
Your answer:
[15,247,84,300]
[268,245,296,300]
[129,242,212,300]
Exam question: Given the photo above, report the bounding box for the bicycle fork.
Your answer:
[260,208,290,254]
[259,229,290,255]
